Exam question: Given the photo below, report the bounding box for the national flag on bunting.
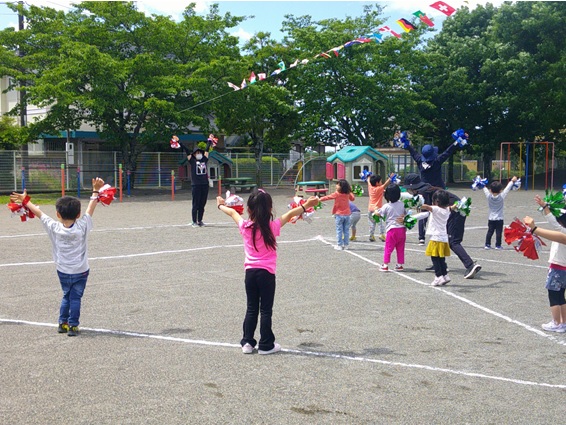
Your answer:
[379,26,402,39]
[278,61,286,72]
[227,82,240,91]
[397,18,417,32]
[300,58,309,65]
[371,32,383,42]
[430,1,456,16]
[413,10,435,27]
[249,72,257,84]
[240,79,247,89]
[289,59,299,68]
[258,73,266,81]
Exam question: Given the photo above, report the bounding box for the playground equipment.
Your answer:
[499,141,555,191]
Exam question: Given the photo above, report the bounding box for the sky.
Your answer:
[0,0,508,42]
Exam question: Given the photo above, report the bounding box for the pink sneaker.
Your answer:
[258,343,281,355]
[380,264,389,272]
[394,265,404,271]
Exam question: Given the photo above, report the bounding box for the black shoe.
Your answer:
[57,323,69,333]
[197,221,205,227]
[67,326,79,336]
[464,263,482,279]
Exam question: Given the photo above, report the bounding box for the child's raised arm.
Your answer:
[217,196,242,224]
[280,196,319,226]
[86,177,106,216]
[10,189,43,218]
[524,216,566,245]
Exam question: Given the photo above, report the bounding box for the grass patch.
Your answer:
[1,192,61,205]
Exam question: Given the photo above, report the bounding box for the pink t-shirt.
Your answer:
[367,183,386,211]
[238,218,282,274]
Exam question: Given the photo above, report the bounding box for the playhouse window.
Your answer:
[353,164,370,180]
[209,166,218,180]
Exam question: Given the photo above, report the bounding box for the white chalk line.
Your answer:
[316,235,566,347]
[0,237,321,268]
[1,317,564,390]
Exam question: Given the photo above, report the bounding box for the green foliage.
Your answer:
[0,116,29,149]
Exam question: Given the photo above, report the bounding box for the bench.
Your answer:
[305,188,328,197]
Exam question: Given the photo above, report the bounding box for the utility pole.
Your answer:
[18,0,26,128]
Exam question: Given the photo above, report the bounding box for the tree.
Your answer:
[212,32,299,185]
[280,5,436,149]
[0,115,29,149]
[0,1,244,183]
[425,2,566,180]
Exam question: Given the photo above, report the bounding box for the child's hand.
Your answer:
[511,176,518,182]
[92,177,105,191]
[523,216,535,230]
[534,195,545,207]
[216,196,225,207]
[10,190,27,204]
[304,196,319,208]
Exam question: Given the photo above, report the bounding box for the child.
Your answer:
[217,189,319,354]
[375,184,407,272]
[367,173,392,241]
[349,201,361,241]
[320,180,355,250]
[420,189,453,286]
[527,196,566,333]
[10,178,106,336]
[483,176,518,249]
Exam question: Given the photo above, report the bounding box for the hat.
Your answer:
[421,144,438,162]
[403,173,428,191]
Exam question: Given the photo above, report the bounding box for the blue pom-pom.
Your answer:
[452,128,469,147]
[393,131,410,149]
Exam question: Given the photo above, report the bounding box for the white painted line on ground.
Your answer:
[317,235,566,347]
[2,318,565,390]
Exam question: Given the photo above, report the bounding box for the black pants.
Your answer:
[418,217,427,241]
[447,211,474,269]
[191,184,209,223]
[485,219,504,247]
[432,256,448,277]
[241,268,276,351]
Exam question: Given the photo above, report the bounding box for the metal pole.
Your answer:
[119,163,123,202]
[61,164,65,196]
[158,152,162,187]
[21,166,25,191]
[77,166,81,198]
[171,170,175,201]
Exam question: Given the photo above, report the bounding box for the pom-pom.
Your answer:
[471,176,488,191]
[170,135,181,149]
[453,197,472,216]
[225,191,245,215]
[371,211,385,224]
[512,178,521,191]
[352,184,364,197]
[393,131,410,149]
[288,196,315,224]
[390,173,401,185]
[359,170,373,182]
[97,184,117,206]
[207,134,218,147]
[504,218,546,260]
[452,128,469,147]
[7,202,36,222]
[402,194,424,209]
[538,190,566,217]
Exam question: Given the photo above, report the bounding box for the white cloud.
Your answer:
[136,0,211,21]
[231,26,253,42]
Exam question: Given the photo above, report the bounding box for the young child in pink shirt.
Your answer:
[320,179,355,250]
[217,189,318,355]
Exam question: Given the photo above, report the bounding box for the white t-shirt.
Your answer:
[41,214,93,274]
[377,201,406,233]
[425,206,450,242]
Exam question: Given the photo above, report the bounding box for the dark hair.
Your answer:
[246,189,276,251]
[432,190,451,208]
[490,181,503,194]
[557,213,566,229]
[369,175,382,186]
[56,196,81,220]
[384,184,401,203]
[337,179,351,194]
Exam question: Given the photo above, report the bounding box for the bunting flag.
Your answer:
[379,26,402,39]
[278,61,286,72]
[227,82,240,91]
[289,59,299,68]
[370,32,383,42]
[397,18,417,32]
[329,45,344,56]
[240,79,247,89]
[300,58,309,65]
[258,73,266,81]
[249,72,257,84]
[430,1,456,16]
[413,10,435,27]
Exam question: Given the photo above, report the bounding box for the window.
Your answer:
[353,164,371,180]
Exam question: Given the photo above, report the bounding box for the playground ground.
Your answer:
[1,186,565,424]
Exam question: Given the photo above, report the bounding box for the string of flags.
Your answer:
[227,1,457,91]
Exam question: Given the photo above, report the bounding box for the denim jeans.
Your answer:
[335,214,351,247]
[57,270,89,327]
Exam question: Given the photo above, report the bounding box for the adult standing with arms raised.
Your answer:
[394,130,468,244]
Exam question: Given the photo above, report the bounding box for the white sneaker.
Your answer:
[431,276,444,286]
[442,275,451,285]
[419,239,425,246]
[380,264,389,272]
[258,343,281,355]
[334,245,342,251]
[343,245,348,250]
[242,343,254,354]
[541,321,566,333]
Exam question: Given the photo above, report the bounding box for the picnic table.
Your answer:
[222,177,257,193]
[295,181,328,197]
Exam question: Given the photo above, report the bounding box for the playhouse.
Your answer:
[326,146,389,183]
[178,150,233,187]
